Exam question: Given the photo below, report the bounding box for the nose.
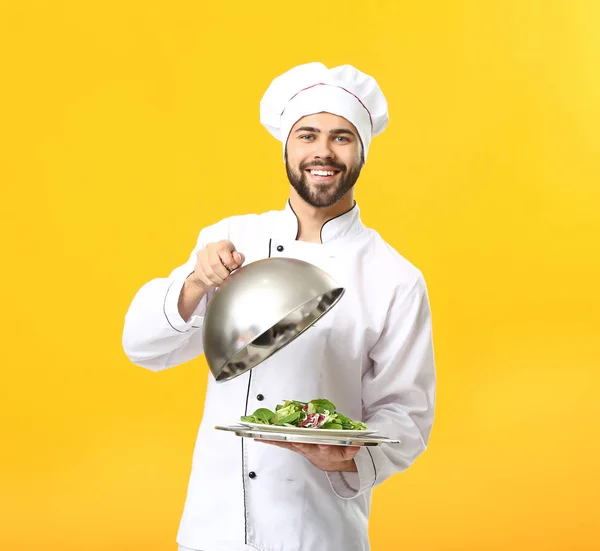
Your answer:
[312,137,335,160]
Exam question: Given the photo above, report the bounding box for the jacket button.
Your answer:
[276,245,284,252]
[249,471,257,479]
[257,394,264,401]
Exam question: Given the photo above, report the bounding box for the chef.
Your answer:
[122,62,436,551]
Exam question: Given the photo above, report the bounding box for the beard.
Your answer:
[285,156,363,208]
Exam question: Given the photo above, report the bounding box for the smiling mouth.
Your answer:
[305,169,341,182]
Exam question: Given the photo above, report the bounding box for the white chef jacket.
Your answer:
[122,200,436,551]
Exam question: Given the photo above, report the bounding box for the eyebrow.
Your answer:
[294,126,357,137]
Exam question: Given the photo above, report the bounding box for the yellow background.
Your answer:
[1,1,599,549]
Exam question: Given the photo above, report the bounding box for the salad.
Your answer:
[241,398,367,431]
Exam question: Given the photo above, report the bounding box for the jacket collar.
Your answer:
[279,199,365,244]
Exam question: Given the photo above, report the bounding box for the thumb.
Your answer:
[233,251,245,266]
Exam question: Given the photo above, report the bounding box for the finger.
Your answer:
[317,444,346,457]
[216,242,237,271]
[200,256,224,286]
[291,443,317,456]
[341,446,361,459]
[199,254,224,286]
[216,241,242,270]
[217,241,244,270]
[233,251,245,266]
[209,248,232,280]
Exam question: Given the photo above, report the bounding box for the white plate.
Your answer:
[238,421,376,437]
[215,425,398,447]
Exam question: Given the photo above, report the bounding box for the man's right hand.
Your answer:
[178,241,245,322]
[188,240,246,291]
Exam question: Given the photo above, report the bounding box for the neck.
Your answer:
[289,187,355,243]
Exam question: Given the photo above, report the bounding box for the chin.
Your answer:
[308,194,340,208]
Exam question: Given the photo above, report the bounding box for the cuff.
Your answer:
[327,447,377,499]
[163,271,206,333]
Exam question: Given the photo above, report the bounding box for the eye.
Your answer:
[299,134,315,141]
[335,136,350,143]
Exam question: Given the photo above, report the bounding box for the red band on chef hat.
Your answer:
[260,63,389,164]
[281,83,374,131]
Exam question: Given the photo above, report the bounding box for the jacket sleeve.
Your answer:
[327,273,436,498]
[121,218,229,372]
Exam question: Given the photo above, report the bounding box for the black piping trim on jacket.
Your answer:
[287,198,357,243]
[319,201,357,243]
[241,238,273,544]
[366,448,377,486]
[241,369,252,544]
[163,280,186,333]
[287,199,300,240]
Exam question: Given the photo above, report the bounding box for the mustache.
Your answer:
[300,160,346,172]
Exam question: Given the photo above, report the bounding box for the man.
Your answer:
[123,62,436,551]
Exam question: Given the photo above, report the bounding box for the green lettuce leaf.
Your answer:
[274,410,302,426]
[309,399,336,414]
[242,408,275,424]
[321,422,343,430]
[240,399,366,430]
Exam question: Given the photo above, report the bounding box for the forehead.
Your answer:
[291,112,359,134]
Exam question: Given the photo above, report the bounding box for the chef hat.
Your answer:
[260,62,388,163]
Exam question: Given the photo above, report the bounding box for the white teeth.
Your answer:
[310,170,335,176]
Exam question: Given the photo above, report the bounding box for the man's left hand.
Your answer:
[258,440,359,472]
